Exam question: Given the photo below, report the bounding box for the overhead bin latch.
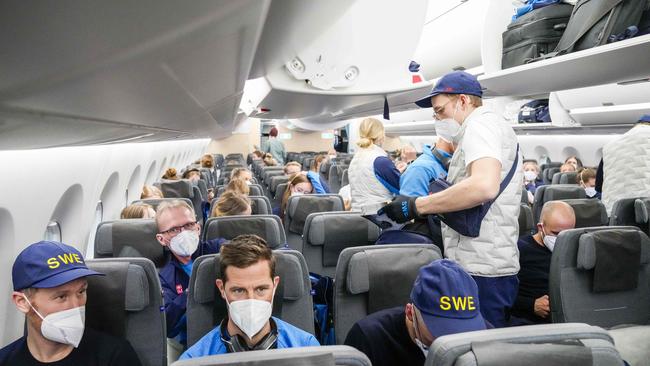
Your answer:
[285,56,359,91]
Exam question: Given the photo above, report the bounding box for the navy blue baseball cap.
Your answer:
[638,114,650,123]
[410,259,486,338]
[12,241,103,291]
[414,71,483,108]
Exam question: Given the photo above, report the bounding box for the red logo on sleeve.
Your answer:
[176,284,183,295]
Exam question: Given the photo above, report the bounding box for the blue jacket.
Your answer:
[399,145,450,197]
[306,171,330,193]
[159,238,226,345]
[179,317,320,359]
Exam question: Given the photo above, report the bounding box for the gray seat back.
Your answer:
[328,164,342,193]
[610,197,645,229]
[285,194,345,251]
[186,250,314,347]
[427,323,623,366]
[334,244,442,344]
[549,226,650,327]
[171,346,371,366]
[552,171,578,185]
[562,199,608,228]
[159,180,204,223]
[635,198,650,235]
[270,175,290,197]
[94,219,168,268]
[132,198,194,212]
[340,169,349,187]
[302,212,381,277]
[203,215,286,249]
[209,195,272,216]
[518,204,535,237]
[533,185,587,223]
[264,170,285,187]
[543,167,561,184]
[216,184,263,197]
[273,182,289,211]
[86,258,166,366]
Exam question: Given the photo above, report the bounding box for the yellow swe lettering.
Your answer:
[452,296,467,311]
[440,296,451,311]
[47,257,60,269]
[58,253,75,265]
[467,297,475,310]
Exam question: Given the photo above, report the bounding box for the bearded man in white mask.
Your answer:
[510,201,575,325]
[1,241,141,365]
[156,200,226,348]
[179,235,319,358]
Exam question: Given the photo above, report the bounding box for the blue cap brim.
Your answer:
[414,92,438,108]
[420,310,486,338]
[31,267,104,289]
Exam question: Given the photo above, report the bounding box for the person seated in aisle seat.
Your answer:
[120,202,156,219]
[510,201,575,326]
[224,178,250,196]
[201,154,215,170]
[162,168,180,180]
[179,235,319,358]
[141,185,164,199]
[523,161,543,204]
[156,200,226,348]
[577,168,599,199]
[279,172,328,219]
[309,155,331,193]
[283,161,302,175]
[230,167,253,184]
[252,150,264,161]
[0,241,142,366]
[327,149,338,163]
[263,153,278,167]
[211,192,252,217]
[339,184,352,211]
[344,259,488,366]
[559,163,575,173]
[396,145,418,173]
[564,156,583,171]
[182,168,202,183]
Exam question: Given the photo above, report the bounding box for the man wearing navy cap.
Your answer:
[344,259,489,366]
[600,114,650,215]
[383,71,523,328]
[0,241,142,366]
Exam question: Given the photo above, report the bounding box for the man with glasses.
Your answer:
[155,200,226,349]
[383,71,523,328]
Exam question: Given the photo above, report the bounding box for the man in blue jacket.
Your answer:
[180,235,319,358]
[155,200,225,348]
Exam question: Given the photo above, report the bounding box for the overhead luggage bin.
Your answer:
[479,34,650,98]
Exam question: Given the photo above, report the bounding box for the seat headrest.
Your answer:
[97,219,166,267]
[559,172,578,184]
[204,216,285,249]
[134,198,194,211]
[544,185,587,201]
[562,199,608,228]
[160,179,194,198]
[578,229,649,270]
[249,196,271,215]
[125,264,150,311]
[288,195,344,234]
[307,213,380,247]
[635,198,650,224]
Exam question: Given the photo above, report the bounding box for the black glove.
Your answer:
[381,195,420,223]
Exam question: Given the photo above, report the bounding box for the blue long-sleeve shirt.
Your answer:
[373,156,401,194]
[399,145,450,197]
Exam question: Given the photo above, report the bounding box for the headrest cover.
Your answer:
[307,214,379,246]
[160,179,194,199]
[125,264,150,311]
[205,216,284,249]
[288,196,343,234]
[544,185,587,201]
[347,252,370,294]
[578,229,649,270]
[562,199,608,228]
[110,219,166,267]
[635,198,650,224]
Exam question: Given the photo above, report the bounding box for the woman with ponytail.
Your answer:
[348,118,401,214]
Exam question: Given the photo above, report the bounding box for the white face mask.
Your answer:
[169,229,199,257]
[434,117,460,143]
[227,290,275,340]
[291,191,305,197]
[24,295,85,348]
[412,309,429,357]
[542,227,557,252]
[524,171,538,182]
[585,187,597,197]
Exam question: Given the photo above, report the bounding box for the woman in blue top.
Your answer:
[279,172,328,221]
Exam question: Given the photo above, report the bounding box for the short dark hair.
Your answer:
[269,127,279,137]
[219,235,275,282]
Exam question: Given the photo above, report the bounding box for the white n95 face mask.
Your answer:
[434,118,460,143]
[169,230,199,257]
[291,191,305,197]
[585,187,597,197]
[24,295,85,348]
[227,289,275,340]
[524,171,538,182]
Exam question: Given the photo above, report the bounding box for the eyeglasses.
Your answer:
[432,99,453,119]
[159,221,198,236]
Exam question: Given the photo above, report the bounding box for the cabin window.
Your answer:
[85,201,103,258]
[44,221,62,242]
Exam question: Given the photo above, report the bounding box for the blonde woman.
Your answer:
[348,118,400,214]
[211,192,252,217]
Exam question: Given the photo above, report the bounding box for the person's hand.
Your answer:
[381,195,420,223]
[534,295,550,318]
[395,161,407,173]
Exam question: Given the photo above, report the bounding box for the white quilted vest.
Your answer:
[442,107,522,277]
[349,144,394,215]
[602,124,650,215]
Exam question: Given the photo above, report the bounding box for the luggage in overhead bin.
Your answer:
[550,0,646,55]
[518,99,551,123]
[501,3,574,68]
